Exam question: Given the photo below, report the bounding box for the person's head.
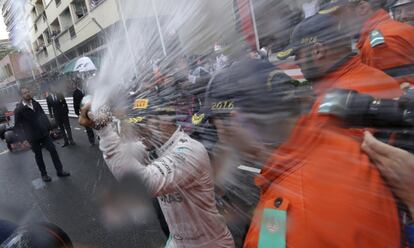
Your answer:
[204,58,305,161]
[392,0,414,25]
[278,14,352,80]
[255,0,302,52]
[20,87,32,102]
[319,0,387,36]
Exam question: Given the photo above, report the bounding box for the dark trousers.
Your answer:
[85,126,95,145]
[30,136,63,176]
[57,115,73,143]
[152,198,169,238]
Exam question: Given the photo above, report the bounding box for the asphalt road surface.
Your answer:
[0,119,166,248]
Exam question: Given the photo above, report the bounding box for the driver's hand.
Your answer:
[79,103,95,128]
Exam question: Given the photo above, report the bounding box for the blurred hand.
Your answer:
[79,103,95,128]
[362,131,414,215]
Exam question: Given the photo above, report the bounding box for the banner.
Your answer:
[233,0,257,50]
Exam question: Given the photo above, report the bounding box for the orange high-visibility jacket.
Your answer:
[358,9,414,85]
[243,57,402,248]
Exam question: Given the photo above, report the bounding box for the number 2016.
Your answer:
[212,101,234,110]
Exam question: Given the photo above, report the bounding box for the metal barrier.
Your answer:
[5,97,78,118]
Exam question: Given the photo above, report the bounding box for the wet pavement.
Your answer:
[0,120,166,248]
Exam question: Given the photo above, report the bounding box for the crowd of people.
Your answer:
[4,0,414,247]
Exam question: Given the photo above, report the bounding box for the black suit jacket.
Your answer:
[46,95,54,118]
[14,100,50,142]
[46,93,69,121]
[72,88,84,116]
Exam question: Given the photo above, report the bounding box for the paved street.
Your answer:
[0,120,166,248]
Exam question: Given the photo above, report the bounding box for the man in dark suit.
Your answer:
[47,89,74,147]
[73,83,95,146]
[14,87,70,182]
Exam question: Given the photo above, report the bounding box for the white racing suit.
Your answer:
[98,125,235,248]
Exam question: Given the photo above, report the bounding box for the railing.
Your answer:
[6,97,78,119]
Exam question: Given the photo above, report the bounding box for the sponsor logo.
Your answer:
[127,116,145,124]
[158,159,172,175]
[159,192,184,204]
[276,48,293,59]
[133,99,149,109]
[191,113,205,125]
[264,216,282,233]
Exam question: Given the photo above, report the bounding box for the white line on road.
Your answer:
[238,165,261,174]
[0,150,9,156]
[74,127,82,131]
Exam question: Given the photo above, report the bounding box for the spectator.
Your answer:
[47,89,75,147]
[14,87,70,182]
[202,57,401,247]
[79,99,235,247]
[254,0,302,58]
[72,81,95,146]
[391,0,414,26]
[319,0,414,86]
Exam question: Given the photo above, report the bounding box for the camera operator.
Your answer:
[276,13,402,131]
[198,56,402,247]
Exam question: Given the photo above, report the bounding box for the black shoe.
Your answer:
[42,175,52,182]
[57,171,71,177]
[89,143,95,147]
[61,142,69,148]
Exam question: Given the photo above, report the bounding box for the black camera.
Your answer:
[319,88,414,152]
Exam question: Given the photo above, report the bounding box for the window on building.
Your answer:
[69,26,76,38]
[44,30,51,44]
[42,12,47,22]
[32,42,39,53]
[90,0,104,9]
[55,0,61,6]
[50,19,61,37]
[31,8,37,20]
[59,8,73,31]
[37,35,45,51]
[5,64,13,77]
[71,0,88,22]
[35,0,45,14]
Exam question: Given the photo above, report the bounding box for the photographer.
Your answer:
[192,57,402,247]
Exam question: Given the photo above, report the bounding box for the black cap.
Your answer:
[276,14,345,60]
[127,94,178,124]
[202,58,298,118]
[319,0,354,14]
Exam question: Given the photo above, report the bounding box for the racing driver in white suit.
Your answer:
[79,101,234,248]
